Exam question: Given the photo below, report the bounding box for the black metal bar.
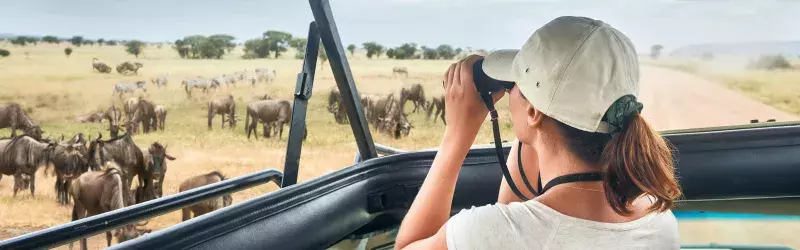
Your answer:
[282,22,320,188]
[309,0,377,160]
[0,169,283,249]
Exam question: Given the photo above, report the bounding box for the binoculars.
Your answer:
[472,58,516,94]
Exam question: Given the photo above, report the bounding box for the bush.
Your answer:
[750,54,793,70]
[64,47,73,57]
[125,40,145,58]
[0,49,9,57]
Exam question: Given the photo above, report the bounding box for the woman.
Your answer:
[395,16,682,249]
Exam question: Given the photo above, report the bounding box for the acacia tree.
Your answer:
[125,40,145,58]
[436,44,456,59]
[651,45,664,60]
[42,36,59,44]
[97,38,105,46]
[174,34,236,59]
[290,38,308,59]
[421,46,438,59]
[263,31,292,58]
[347,44,356,56]
[70,36,84,47]
[386,48,395,59]
[391,43,418,59]
[362,42,384,59]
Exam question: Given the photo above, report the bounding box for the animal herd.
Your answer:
[327,82,445,139]
[2,59,434,247]
[0,60,290,248]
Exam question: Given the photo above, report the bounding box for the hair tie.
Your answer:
[605,95,643,133]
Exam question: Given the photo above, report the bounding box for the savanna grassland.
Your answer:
[0,42,517,249]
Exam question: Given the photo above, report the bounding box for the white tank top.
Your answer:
[446,200,679,250]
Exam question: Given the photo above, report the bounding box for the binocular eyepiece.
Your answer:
[472,58,515,94]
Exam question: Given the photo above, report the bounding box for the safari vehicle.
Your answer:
[2,1,799,249]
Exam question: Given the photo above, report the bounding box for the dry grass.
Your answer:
[1,44,798,249]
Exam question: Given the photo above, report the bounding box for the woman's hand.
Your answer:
[442,55,505,142]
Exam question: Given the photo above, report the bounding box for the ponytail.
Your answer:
[601,113,681,214]
[552,107,681,215]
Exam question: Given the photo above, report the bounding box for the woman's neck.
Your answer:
[534,140,599,188]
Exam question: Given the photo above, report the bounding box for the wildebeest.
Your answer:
[327,88,348,124]
[85,132,147,205]
[179,171,233,221]
[51,138,89,205]
[0,103,44,140]
[0,135,56,197]
[92,58,112,73]
[154,105,167,131]
[141,142,175,199]
[252,93,273,101]
[116,61,144,75]
[127,97,157,134]
[113,81,147,98]
[365,93,396,126]
[208,95,236,130]
[245,100,291,139]
[400,83,427,114]
[392,66,409,77]
[426,94,446,125]
[124,97,141,134]
[150,74,168,88]
[377,98,413,139]
[75,111,105,123]
[105,105,124,138]
[69,164,150,250]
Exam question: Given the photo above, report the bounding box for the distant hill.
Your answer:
[670,41,800,57]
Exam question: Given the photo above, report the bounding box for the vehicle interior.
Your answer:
[1,0,798,250]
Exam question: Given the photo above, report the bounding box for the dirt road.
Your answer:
[638,66,797,131]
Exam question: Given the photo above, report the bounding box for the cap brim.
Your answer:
[482,49,519,82]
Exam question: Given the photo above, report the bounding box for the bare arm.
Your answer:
[395,131,473,249]
[396,55,500,250]
[497,138,540,204]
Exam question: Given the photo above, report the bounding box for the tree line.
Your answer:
[3,35,125,47]
[1,31,473,61]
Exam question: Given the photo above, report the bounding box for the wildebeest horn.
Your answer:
[135,220,149,227]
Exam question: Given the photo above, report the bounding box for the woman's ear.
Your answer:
[526,104,544,130]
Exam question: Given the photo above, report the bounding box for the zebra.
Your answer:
[225,74,237,87]
[150,74,168,88]
[254,68,276,84]
[182,78,217,98]
[113,81,147,97]
[211,76,227,88]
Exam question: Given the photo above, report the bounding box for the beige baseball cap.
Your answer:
[482,16,639,133]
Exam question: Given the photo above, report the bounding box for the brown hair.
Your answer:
[552,113,681,214]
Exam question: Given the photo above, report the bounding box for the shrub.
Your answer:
[750,54,792,70]
[64,47,73,57]
[0,49,9,57]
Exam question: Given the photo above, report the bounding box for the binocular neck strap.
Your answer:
[482,92,533,201]
[482,92,606,201]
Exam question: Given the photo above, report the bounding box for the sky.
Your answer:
[1,0,799,52]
